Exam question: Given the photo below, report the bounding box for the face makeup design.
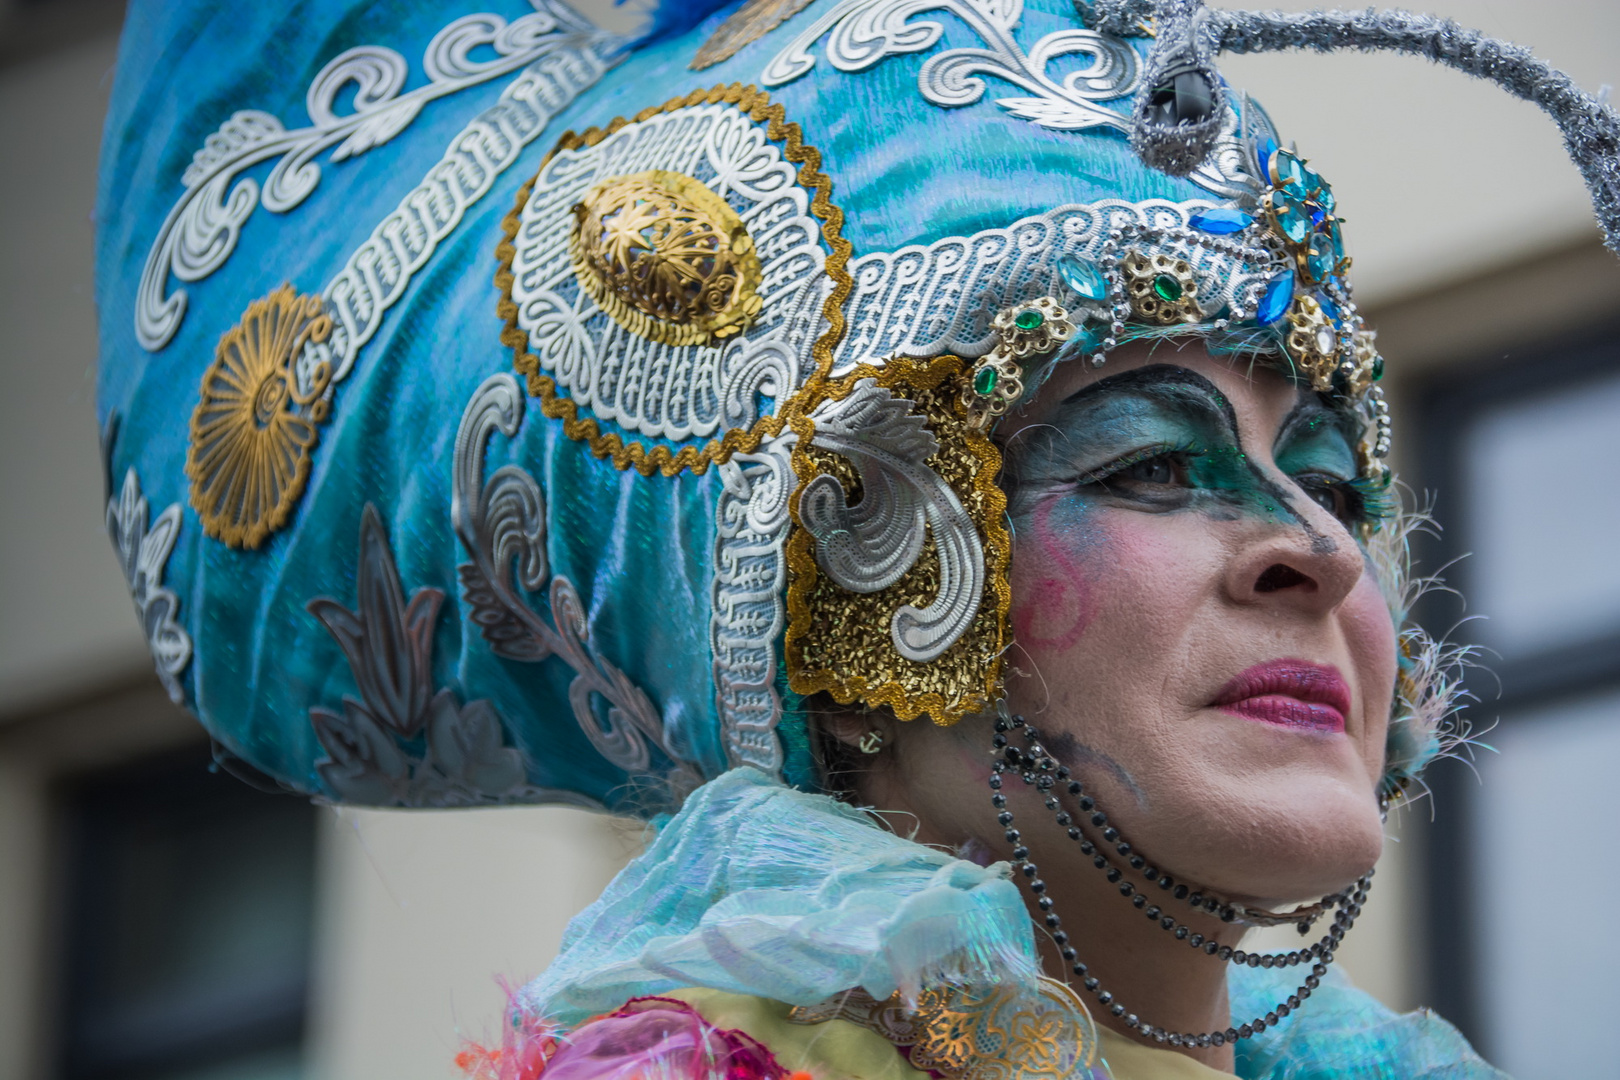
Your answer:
[1004,364,1382,541]
[987,352,1395,904]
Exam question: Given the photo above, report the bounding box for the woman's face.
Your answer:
[885,343,1396,905]
[997,344,1395,902]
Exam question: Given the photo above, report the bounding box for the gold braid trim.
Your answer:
[785,355,1012,725]
[494,83,852,478]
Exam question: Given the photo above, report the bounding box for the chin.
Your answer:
[1197,781,1385,905]
[1113,766,1386,907]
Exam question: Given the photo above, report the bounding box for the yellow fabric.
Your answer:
[669,987,1235,1080]
[665,988,932,1080]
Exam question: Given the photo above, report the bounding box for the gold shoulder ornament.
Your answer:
[790,977,1106,1080]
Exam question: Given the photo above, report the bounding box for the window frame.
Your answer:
[1411,315,1620,1050]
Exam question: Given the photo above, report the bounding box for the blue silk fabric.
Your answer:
[96,0,1220,811]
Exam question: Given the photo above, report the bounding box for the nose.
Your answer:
[1222,489,1366,615]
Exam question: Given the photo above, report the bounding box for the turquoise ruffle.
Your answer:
[528,770,1506,1078]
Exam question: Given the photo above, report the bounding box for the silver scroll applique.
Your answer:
[137,1,617,353]
[799,378,985,662]
[761,0,1140,134]
[308,504,592,808]
[759,0,1264,198]
[712,433,797,774]
[106,468,193,705]
[453,374,705,799]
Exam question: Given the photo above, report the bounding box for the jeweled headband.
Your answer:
[96,0,1617,814]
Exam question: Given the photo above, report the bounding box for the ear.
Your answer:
[818,709,897,752]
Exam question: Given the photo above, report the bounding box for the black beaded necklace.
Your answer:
[988,707,1373,1049]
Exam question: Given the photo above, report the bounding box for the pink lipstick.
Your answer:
[1213,660,1350,733]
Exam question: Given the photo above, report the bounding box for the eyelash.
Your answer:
[1077,442,1202,486]
[1078,445,1395,530]
[1292,471,1395,527]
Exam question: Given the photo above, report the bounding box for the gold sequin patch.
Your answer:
[785,355,1011,725]
[789,978,1103,1080]
[187,284,334,549]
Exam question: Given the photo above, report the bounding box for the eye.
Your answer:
[1292,472,1354,523]
[1083,445,1196,492]
[1116,454,1186,486]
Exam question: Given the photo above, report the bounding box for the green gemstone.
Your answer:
[1371,356,1384,382]
[973,365,999,396]
[1013,308,1045,331]
[1152,274,1184,302]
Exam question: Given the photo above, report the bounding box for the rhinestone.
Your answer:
[1057,255,1109,301]
[1189,208,1255,235]
[1152,274,1184,302]
[972,366,998,396]
[1315,326,1337,355]
[1014,308,1045,331]
[1256,270,1294,325]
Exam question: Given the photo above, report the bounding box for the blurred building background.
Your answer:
[0,0,1615,1077]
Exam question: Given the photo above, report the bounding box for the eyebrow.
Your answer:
[1048,363,1240,437]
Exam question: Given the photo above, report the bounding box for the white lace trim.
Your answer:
[834,199,1277,372]
[506,101,833,447]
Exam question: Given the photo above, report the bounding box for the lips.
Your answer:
[1212,660,1350,733]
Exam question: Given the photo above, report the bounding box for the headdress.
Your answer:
[97,0,1617,814]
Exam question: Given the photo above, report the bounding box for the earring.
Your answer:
[857,729,886,754]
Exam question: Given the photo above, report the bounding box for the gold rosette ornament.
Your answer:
[1121,249,1201,325]
[1283,294,1340,392]
[187,284,334,549]
[570,169,764,347]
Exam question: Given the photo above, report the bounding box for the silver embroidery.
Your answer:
[137,1,616,352]
[506,101,833,447]
[761,0,1140,134]
[712,433,796,773]
[1186,97,1267,200]
[453,374,705,796]
[800,379,984,662]
[308,504,598,808]
[833,199,1277,373]
[106,469,192,705]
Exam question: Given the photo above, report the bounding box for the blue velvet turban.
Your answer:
[96,0,1403,813]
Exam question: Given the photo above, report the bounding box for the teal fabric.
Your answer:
[527,770,1507,1080]
[94,0,1232,811]
[524,767,1038,1027]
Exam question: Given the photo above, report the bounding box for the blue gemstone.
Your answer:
[1057,254,1109,302]
[1254,137,1278,177]
[1317,291,1340,325]
[1309,205,1327,228]
[1272,149,1306,189]
[1306,236,1336,281]
[1275,203,1310,244]
[1317,180,1336,213]
[1256,270,1294,325]
[1189,208,1255,235]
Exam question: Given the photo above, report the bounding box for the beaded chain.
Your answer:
[988,709,1374,1049]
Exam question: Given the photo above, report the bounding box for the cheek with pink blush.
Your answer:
[1010,495,1100,653]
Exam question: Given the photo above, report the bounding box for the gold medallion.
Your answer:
[570,169,763,347]
[187,284,333,549]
